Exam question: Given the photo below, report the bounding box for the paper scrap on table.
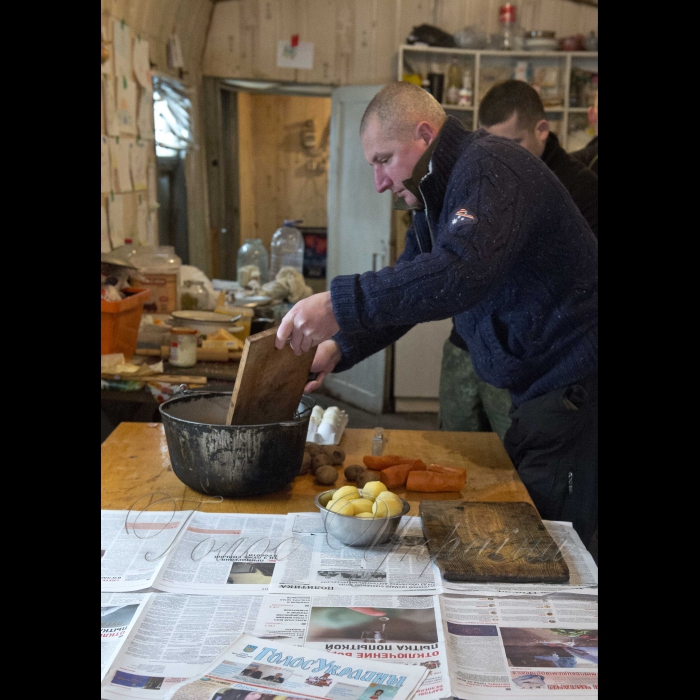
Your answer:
[112,19,132,78]
[276,40,314,69]
[101,136,112,193]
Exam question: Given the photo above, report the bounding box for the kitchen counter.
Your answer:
[102,423,534,515]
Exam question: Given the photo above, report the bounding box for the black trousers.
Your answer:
[503,372,598,548]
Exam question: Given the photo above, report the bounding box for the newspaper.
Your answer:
[101,593,265,700]
[163,633,430,700]
[102,511,295,594]
[252,594,448,700]
[102,510,194,592]
[102,593,151,681]
[154,513,291,594]
[441,594,598,697]
[271,515,441,595]
[437,522,598,598]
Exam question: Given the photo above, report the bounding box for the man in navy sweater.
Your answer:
[275,82,598,547]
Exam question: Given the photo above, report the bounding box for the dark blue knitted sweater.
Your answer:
[330,117,598,406]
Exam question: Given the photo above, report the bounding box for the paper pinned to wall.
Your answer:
[132,37,151,88]
[137,86,154,139]
[101,135,112,194]
[276,40,314,69]
[107,193,125,248]
[130,140,148,190]
[101,25,114,77]
[147,163,158,207]
[101,199,111,253]
[136,193,149,243]
[117,75,137,135]
[109,137,133,193]
[113,19,132,78]
[102,74,120,137]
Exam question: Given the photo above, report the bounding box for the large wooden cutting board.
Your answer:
[226,328,316,426]
[419,501,570,583]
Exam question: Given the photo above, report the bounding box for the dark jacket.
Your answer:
[449,129,598,353]
[330,118,597,407]
[571,135,598,176]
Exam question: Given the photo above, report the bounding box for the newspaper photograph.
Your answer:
[163,633,430,700]
[101,594,265,700]
[102,593,152,681]
[271,516,441,595]
[102,510,194,592]
[441,594,597,697]
[251,594,448,700]
[437,522,598,597]
[152,513,294,594]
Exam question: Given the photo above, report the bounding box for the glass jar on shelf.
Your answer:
[237,238,269,286]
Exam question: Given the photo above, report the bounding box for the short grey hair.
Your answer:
[360,82,447,140]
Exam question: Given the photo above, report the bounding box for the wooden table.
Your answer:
[102,423,533,515]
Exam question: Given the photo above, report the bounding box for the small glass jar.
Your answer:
[180,280,209,310]
[169,327,198,367]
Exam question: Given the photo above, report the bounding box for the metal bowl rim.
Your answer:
[314,490,410,519]
[159,391,314,428]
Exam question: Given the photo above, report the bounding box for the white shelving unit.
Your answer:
[398,45,598,151]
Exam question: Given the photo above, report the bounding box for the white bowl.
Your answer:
[169,310,243,336]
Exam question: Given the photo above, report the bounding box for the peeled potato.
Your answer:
[349,498,375,514]
[361,481,388,499]
[375,491,402,504]
[331,485,360,502]
[327,499,355,516]
[354,512,375,519]
[332,494,356,510]
[372,498,403,518]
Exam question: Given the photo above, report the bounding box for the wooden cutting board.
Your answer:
[225,328,316,426]
[419,501,570,583]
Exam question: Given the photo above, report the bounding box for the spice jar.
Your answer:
[169,327,198,367]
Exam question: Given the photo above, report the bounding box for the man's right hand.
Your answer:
[305,340,342,392]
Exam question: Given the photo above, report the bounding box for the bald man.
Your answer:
[275,82,598,547]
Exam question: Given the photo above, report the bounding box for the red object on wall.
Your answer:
[499,4,516,24]
[291,34,299,47]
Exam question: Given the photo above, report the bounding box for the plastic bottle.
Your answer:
[269,220,305,279]
[237,238,269,286]
[458,71,473,107]
[445,59,463,105]
[499,3,517,50]
[129,245,182,314]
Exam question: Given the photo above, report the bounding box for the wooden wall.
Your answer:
[237,93,332,251]
[101,0,215,274]
[203,0,598,84]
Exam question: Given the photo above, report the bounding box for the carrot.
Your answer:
[427,464,464,475]
[379,461,427,489]
[406,467,466,492]
[362,455,423,471]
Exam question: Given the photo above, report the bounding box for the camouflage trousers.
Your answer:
[438,339,512,441]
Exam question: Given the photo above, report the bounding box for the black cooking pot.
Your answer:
[159,391,314,497]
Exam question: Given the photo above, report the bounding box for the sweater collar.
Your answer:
[394,116,470,211]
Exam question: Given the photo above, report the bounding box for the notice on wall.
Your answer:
[147,163,158,207]
[136,193,149,244]
[276,40,314,69]
[101,25,114,77]
[107,193,125,248]
[117,75,137,135]
[130,140,148,191]
[102,74,120,137]
[101,135,112,194]
[101,199,111,253]
[113,19,132,78]
[132,36,151,88]
[136,86,154,139]
[109,137,133,193]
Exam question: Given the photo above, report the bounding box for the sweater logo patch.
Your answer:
[450,208,478,228]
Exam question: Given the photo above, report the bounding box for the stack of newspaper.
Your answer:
[102,508,598,700]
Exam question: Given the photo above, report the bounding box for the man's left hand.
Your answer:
[275,291,340,354]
